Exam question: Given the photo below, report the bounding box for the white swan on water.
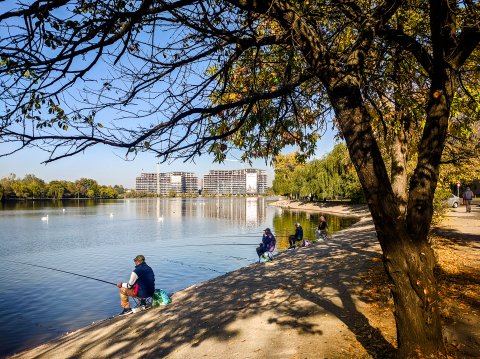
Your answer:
[41,215,49,221]
[157,216,164,222]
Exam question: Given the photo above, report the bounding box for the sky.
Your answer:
[0,4,340,189]
[0,128,339,189]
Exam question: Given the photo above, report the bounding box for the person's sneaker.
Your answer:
[119,307,132,315]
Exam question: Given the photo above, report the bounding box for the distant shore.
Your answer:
[269,198,370,217]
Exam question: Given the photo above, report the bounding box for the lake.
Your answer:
[0,197,357,357]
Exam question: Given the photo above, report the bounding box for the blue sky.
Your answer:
[0,128,339,189]
[0,4,340,189]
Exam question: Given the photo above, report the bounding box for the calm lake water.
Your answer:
[0,198,357,357]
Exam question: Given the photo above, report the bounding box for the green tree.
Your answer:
[113,185,126,196]
[47,181,66,199]
[275,145,364,202]
[272,152,304,199]
[0,1,479,356]
[12,181,29,199]
[76,178,99,198]
[0,173,16,200]
[23,174,46,198]
[99,186,117,198]
[66,181,81,199]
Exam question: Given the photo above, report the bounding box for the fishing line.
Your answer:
[4,259,116,286]
[149,253,250,273]
[158,257,224,274]
[165,243,258,248]
[194,249,253,262]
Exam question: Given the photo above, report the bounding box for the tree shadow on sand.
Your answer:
[17,219,396,358]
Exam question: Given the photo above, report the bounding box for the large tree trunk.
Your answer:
[380,222,443,357]
[390,47,409,216]
[234,0,467,356]
[326,77,445,357]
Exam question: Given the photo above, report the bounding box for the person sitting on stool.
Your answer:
[116,254,155,315]
[288,222,303,249]
[256,228,276,261]
[315,215,328,241]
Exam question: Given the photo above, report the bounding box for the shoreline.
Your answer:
[10,200,381,358]
[269,199,370,217]
[10,199,478,358]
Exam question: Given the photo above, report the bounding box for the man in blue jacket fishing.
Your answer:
[117,254,155,315]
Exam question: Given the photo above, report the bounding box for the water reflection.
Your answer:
[272,209,358,249]
[0,198,357,357]
[133,197,267,226]
[0,198,99,211]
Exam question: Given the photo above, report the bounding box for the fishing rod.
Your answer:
[274,235,316,240]
[5,259,117,286]
[203,235,259,238]
[166,243,258,248]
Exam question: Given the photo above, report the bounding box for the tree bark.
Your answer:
[390,47,409,216]
[326,77,445,357]
[228,0,474,356]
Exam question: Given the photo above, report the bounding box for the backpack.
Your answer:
[152,289,172,306]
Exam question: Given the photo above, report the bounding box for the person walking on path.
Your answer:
[288,222,303,249]
[463,187,474,213]
[116,255,155,315]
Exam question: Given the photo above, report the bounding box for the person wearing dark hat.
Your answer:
[256,228,276,261]
[116,254,155,315]
[288,222,303,249]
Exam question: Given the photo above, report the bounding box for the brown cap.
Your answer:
[134,255,145,263]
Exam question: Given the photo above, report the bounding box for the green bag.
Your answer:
[152,289,172,307]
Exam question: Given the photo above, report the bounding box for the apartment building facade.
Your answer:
[202,169,267,195]
[135,172,198,194]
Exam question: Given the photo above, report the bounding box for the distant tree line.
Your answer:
[272,144,365,203]
[0,174,126,200]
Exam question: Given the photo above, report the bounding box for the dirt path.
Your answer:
[431,204,480,357]
[10,201,479,358]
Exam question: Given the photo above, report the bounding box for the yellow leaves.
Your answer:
[205,64,219,76]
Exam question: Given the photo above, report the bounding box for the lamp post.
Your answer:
[456,182,460,197]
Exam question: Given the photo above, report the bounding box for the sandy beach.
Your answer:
[9,200,479,358]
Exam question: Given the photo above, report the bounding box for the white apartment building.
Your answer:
[135,172,198,194]
[202,169,267,195]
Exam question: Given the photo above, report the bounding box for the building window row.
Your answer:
[135,169,267,195]
[135,172,198,194]
[202,169,267,195]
